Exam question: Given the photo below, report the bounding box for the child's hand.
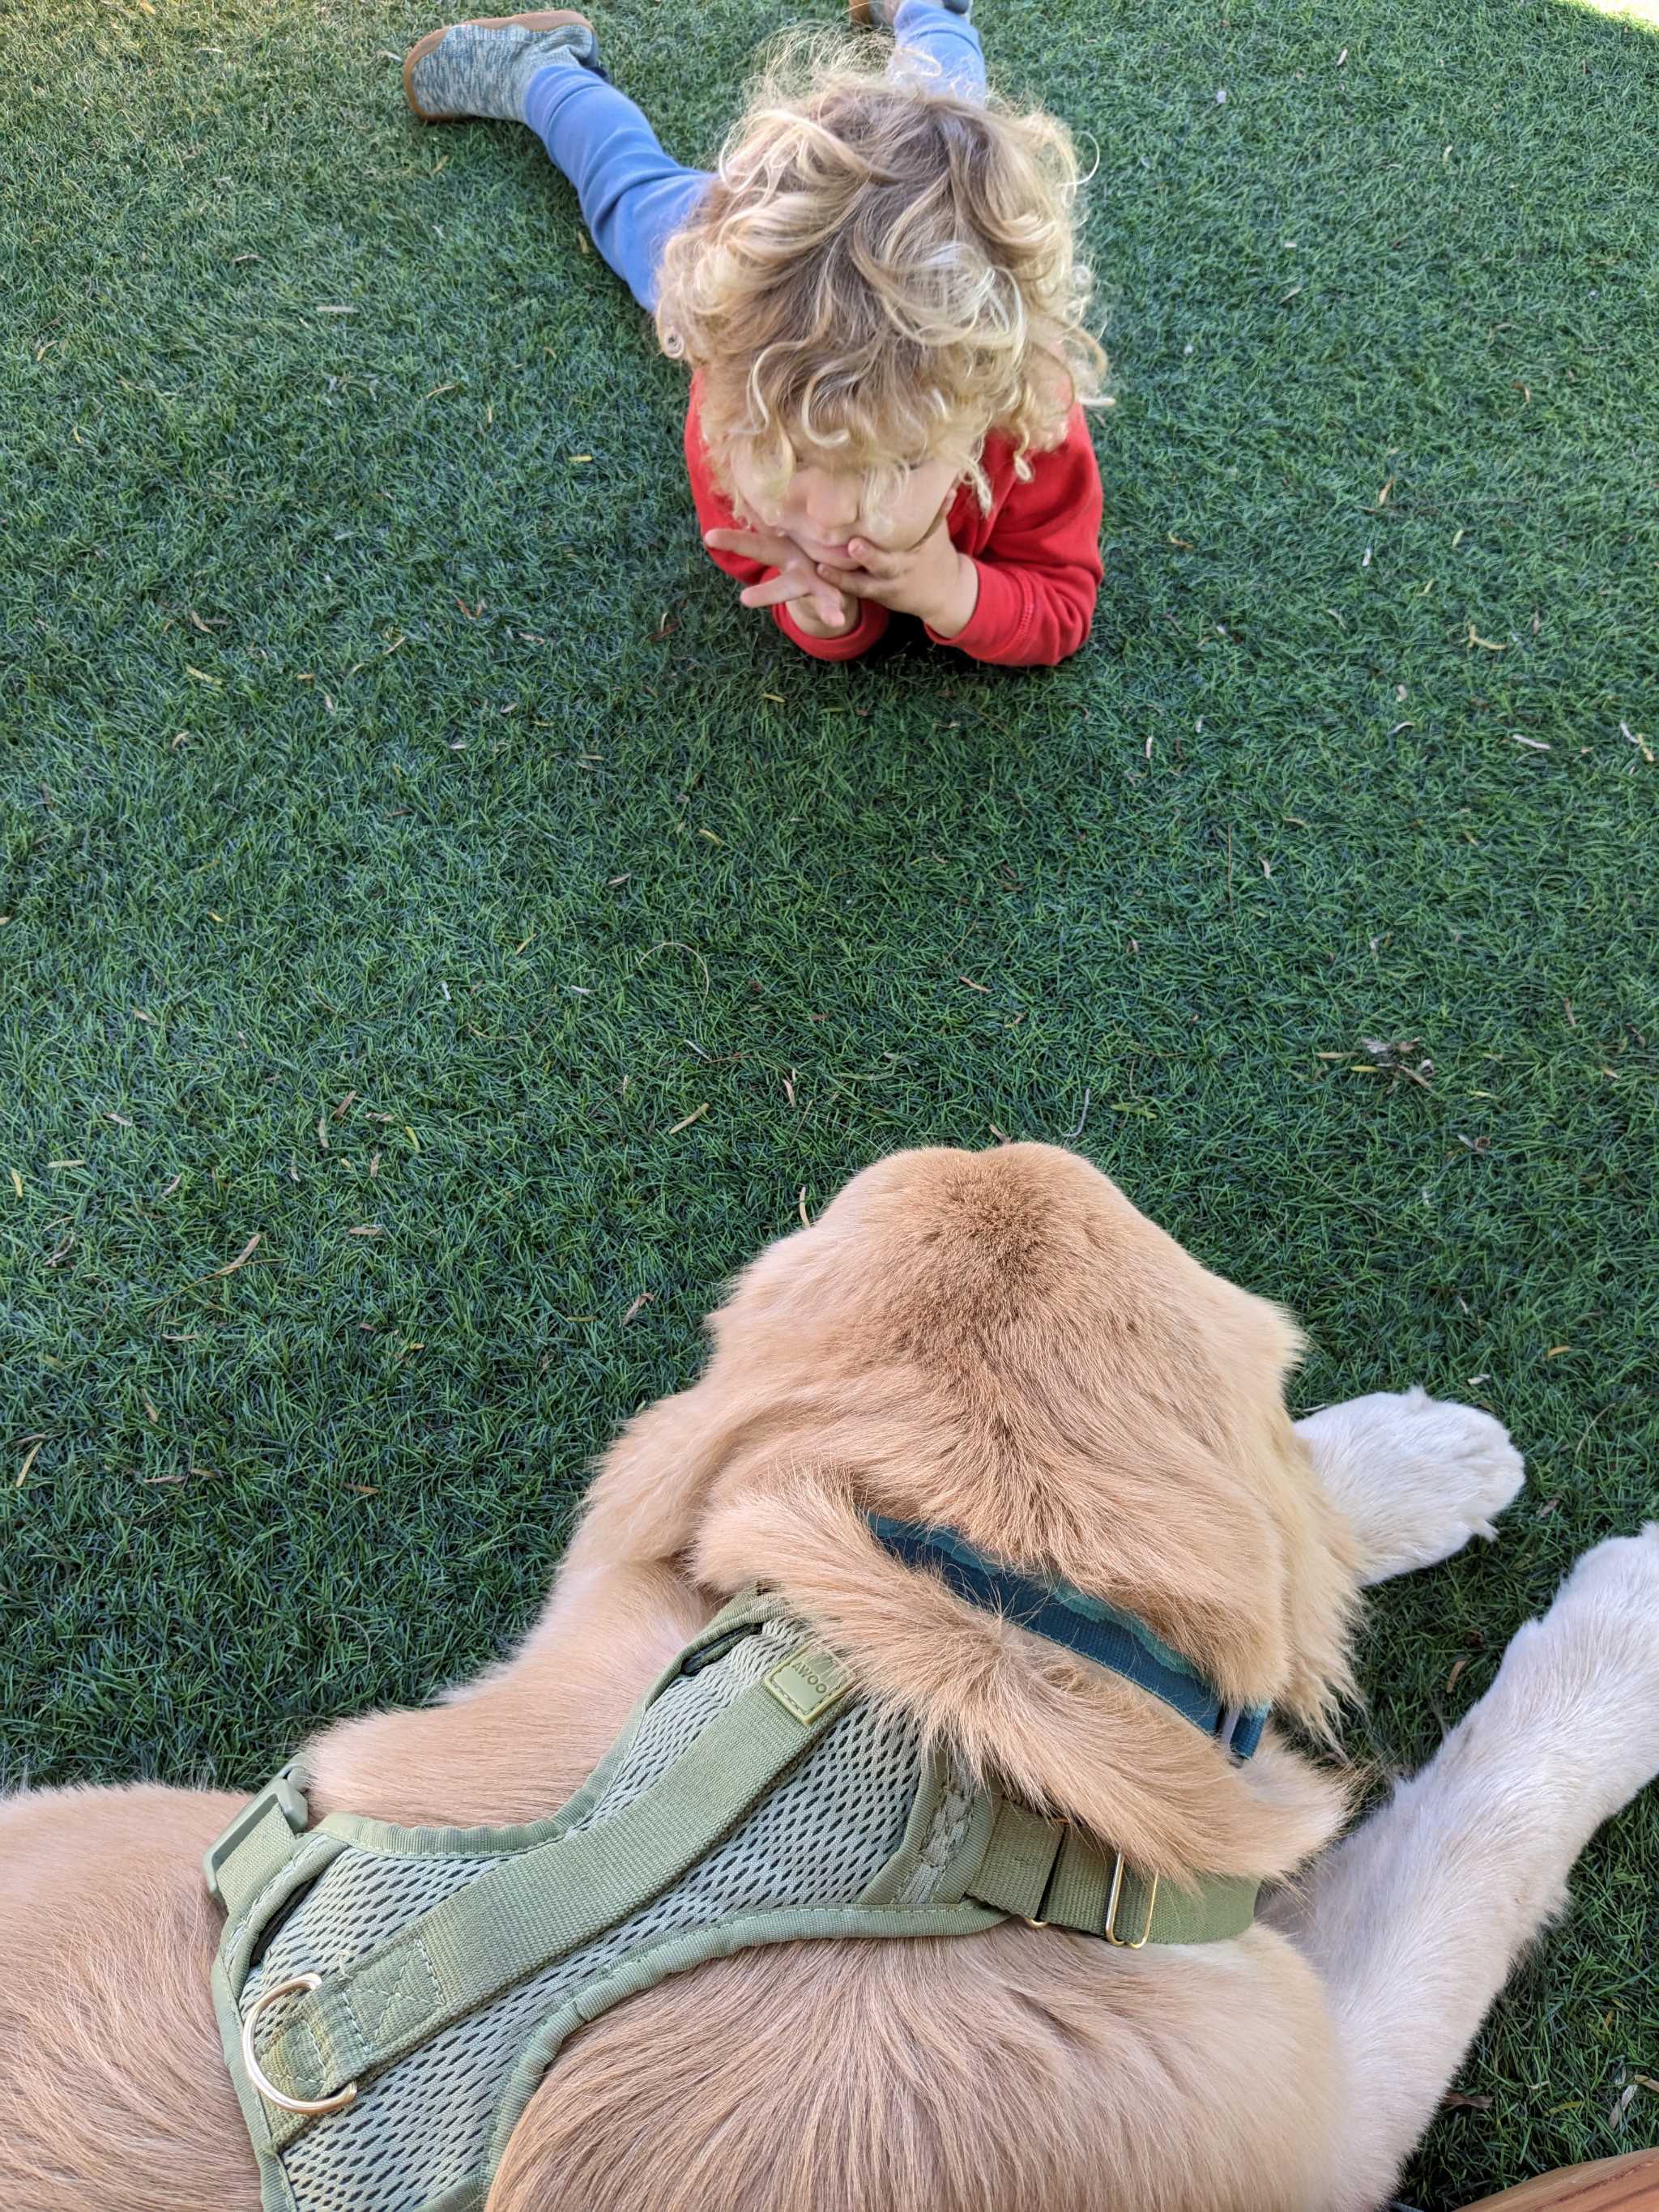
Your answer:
[703,526,855,634]
[816,518,980,638]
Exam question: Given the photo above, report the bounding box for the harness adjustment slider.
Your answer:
[204,1762,310,1908]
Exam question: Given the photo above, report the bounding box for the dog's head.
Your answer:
[581,1144,1358,1875]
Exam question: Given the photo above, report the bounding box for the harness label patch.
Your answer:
[765,1646,853,1725]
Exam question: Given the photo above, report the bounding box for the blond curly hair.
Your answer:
[654,30,1107,518]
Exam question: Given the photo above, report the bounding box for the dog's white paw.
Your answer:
[1548,1525,1659,1682]
[1297,1387,1525,1585]
[1491,1526,1659,1813]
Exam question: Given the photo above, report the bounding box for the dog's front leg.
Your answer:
[1270,1527,1659,2212]
[1296,1387,1525,1585]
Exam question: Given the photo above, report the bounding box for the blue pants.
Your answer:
[524,2,987,311]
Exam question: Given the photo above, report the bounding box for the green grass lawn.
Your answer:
[2,0,1656,2199]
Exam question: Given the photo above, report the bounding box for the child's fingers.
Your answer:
[738,571,803,610]
[706,527,783,565]
[845,537,903,578]
[820,565,884,603]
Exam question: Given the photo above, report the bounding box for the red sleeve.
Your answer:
[683,398,889,662]
[930,408,1103,667]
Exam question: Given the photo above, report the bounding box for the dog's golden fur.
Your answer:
[7,1141,1652,2212]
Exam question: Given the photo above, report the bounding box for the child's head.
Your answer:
[655,33,1105,557]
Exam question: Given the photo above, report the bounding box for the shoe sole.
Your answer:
[403,9,596,121]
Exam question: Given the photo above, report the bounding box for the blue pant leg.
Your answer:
[888,0,987,97]
[523,64,710,311]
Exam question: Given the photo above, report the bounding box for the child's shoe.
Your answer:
[403,9,603,124]
[850,0,970,25]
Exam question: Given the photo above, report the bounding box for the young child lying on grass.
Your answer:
[405,3,1107,664]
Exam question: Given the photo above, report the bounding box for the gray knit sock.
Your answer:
[408,19,601,124]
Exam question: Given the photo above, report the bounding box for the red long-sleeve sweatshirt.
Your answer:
[684,388,1103,667]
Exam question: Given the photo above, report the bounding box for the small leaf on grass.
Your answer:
[8,1168,21,1197]
[621,1291,655,1324]
[209,1232,262,1278]
[15,1439,43,1488]
[348,1224,385,1237]
[663,1102,710,1136]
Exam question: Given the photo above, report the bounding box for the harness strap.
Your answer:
[967,1799,1259,1946]
[256,1642,855,2142]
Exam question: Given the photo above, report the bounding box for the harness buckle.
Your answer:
[204,1762,310,1908]
[1103,1852,1158,1948]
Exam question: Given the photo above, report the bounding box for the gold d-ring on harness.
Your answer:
[241,1975,360,2116]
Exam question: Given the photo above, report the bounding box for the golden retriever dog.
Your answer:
[5,1143,1657,2211]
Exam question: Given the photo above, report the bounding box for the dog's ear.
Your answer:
[559,1201,842,1583]
[565,1343,832,1581]
[1145,1279,1359,1736]
[563,1371,749,1578]
[1251,1401,1363,1736]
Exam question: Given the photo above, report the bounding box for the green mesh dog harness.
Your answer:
[208,1587,1261,2212]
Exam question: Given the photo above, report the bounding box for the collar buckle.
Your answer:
[1103,1852,1159,1947]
